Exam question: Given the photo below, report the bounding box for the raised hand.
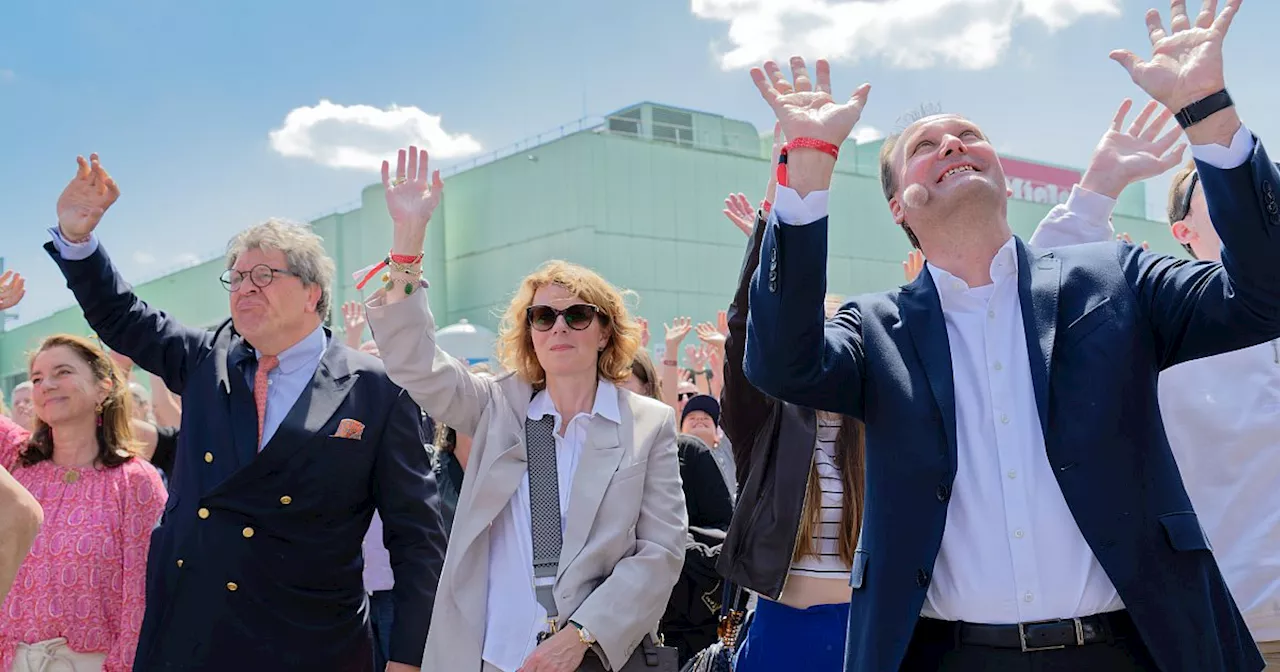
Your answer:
[664,317,693,350]
[56,153,121,241]
[716,310,728,337]
[341,301,367,348]
[1117,232,1152,250]
[750,58,871,148]
[695,321,726,350]
[722,193,756,236]
[382,146,444,255]
[637,317,650,348]
[903,249,925,282]
[1080,99,1186,199]
[0,271,25,311]
[1110,0,1239,113]
[686,344,708,372]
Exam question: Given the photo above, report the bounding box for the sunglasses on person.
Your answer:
[526,304,601,331]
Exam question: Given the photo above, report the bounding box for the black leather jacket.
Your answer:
[715,212,820,600]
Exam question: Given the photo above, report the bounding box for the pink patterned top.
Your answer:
[0,414,166,672]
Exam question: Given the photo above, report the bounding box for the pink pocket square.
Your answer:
[332,418,365,440]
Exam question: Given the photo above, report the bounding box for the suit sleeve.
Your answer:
[43,242,214,395]
[377,388,447,666]
[720,212,780,489]
[1127,137,1280,369]
[743,214,866,418]
[570,406,687,669]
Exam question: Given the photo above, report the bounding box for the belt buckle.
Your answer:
[1018,618,1085,653]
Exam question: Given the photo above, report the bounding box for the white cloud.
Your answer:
[691,0,1120,71]
[851,125,883,144]
[269,100,483,171]
[133,250,156,265]
[174,253,201,267]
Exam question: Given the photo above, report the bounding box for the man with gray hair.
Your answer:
[7,382,34,432]
[42,153,446,672]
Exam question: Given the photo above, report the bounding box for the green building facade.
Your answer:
[0,102,1167,392]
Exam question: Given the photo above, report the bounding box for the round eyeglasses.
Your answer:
[220,265,299,292]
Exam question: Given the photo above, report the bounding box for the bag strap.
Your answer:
[717,579,749,647]
[525,413,563,629]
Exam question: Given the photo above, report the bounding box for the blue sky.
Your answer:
[2,0,1277,325]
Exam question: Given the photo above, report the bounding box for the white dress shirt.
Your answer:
[362,511,395,593]
[482,380,622,672]
[770,125,1255,625]
[1029,123,1279,643]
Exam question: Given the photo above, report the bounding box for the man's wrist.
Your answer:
[56,224,91,244]
[1078,168,1126,200]
[784,149,836,198]
[1184,106,1242,148]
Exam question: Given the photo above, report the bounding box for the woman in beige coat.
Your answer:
[365,146,687,672]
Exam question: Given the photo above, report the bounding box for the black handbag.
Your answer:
[578,634,679,671]
[679,581,750,672]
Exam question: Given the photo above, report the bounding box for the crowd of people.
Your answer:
[0,1,1277,670]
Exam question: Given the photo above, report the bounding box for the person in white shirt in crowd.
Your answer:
[364,145,686,672]
[1030,115,1280,667]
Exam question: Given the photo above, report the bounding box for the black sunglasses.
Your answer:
[1178,171,1200,222]
[526,304,601,332]
[220,264,298,292]
[677,391,696,401]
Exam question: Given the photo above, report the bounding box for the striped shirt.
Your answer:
[788,419,852,579]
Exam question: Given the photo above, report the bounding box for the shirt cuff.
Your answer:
[47,226,100,261]
[772,185,830,226]
[1189,123,1253,170]
[1064,185,1117,227]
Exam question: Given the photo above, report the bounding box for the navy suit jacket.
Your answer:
[744,139,1280,672]
[45,243,448,672]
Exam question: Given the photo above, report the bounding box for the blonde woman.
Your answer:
[366,146,686,672]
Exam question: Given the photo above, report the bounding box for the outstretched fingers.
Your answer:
[750,67,781,108]
[790,56,811,93]
[1127,100,1158,136]
[1110,99,1134,132]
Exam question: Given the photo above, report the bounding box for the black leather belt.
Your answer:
[937,611,1136,652]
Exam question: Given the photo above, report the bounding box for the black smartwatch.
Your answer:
[1175,89,1233,129]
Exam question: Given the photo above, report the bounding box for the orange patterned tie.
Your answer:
[254,354,279,450]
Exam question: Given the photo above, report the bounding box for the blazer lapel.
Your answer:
[445,381,535,636]
[224,340,259,470]
[255,338,358,468]
[900,270,958,472]
[558,414,624,576]
[1017,239,1060,434]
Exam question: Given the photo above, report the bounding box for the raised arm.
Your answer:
[0,416,40,608]
[43,154,214,395]
[743,58,870,417]
[1031,99,1185,248]
[1112,0,1280,365]
[364,147,496,436]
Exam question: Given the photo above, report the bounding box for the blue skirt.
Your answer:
[734,597,850,671]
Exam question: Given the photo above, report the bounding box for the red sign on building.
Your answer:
[1000,156,1082,205]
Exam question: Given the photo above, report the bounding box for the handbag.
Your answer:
[12,638,106,672]
[679,581,751,672]
[525,413,679,672]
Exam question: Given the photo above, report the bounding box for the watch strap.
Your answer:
[1175,89,1233,129]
